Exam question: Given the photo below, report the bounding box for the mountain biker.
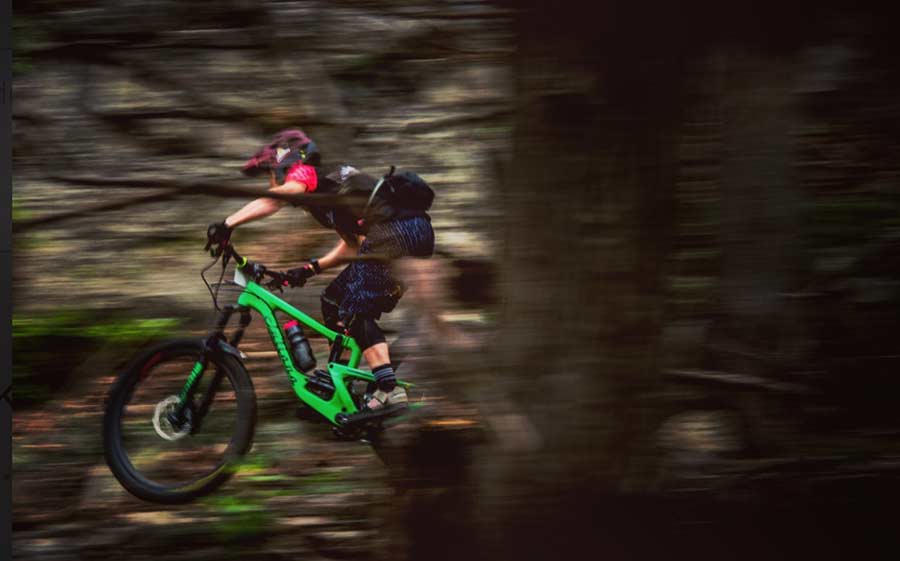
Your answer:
[206,129,435,410]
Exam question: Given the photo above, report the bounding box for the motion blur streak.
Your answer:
[12,0,900,559]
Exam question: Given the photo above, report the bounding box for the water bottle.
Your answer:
[283,320,316,373]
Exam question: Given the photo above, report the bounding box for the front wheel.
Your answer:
[103,339,256,503]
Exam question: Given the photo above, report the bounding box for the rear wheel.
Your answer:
[103,339,256,504]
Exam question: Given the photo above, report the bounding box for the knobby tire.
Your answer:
[103,338,257,504]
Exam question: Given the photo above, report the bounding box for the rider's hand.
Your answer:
[205,221,232,255]
[263,268,289,291]
[285,263,317,287]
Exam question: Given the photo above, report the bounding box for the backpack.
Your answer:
[309,166,434,237]
[372,168,435,213]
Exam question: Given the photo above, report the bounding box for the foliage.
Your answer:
[202,495,272,542]
[11,17,50,76]
[11,196,33,223]
[13,312,180,343]
[13,309,182,407]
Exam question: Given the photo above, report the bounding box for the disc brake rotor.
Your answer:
[152,395,191,441]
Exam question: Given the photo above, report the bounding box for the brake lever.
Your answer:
[258,267,281,292]
[265,276,285,293]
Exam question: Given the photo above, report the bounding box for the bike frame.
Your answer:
[180,278,407,426]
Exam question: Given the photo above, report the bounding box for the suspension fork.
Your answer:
[190,309,252,433]
[172,306,251,430]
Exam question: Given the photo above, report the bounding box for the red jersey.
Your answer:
[285,163,318,192]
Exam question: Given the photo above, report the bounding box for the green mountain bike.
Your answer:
[103,243,414,504]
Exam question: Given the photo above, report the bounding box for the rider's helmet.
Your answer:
[241,129,321,184]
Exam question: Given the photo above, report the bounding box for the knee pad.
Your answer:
[348,316,386,351]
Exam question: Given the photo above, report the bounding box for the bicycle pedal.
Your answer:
[343,403,409,426]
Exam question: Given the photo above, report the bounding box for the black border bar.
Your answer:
[1,0,12,554]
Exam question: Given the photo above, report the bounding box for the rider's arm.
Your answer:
[316,238,360,271]
[224,177,308,229]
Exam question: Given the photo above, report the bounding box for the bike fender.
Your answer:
[214,340,246,362]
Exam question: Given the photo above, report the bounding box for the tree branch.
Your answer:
[14,178,367,233]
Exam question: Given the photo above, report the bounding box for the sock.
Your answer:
[372,364,396,392]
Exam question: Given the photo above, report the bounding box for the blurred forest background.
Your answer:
[11,0,900,559]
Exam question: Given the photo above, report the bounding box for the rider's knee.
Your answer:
[348,316,386,351]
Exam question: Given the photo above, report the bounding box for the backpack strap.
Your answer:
[365,166,396,213]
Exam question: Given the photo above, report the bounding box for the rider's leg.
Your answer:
[322,282,396,389]
[321,267,406,407]
[320,278,347,332]
[350,317,394,389]
[350,317,406,409]
[363,343,394,389]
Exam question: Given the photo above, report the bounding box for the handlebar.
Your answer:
[205,241,301,311]
[217,243,305,291]
[205,235,312,300]
[227,245,244,268]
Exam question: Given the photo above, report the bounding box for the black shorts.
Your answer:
[320,215,434,326]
